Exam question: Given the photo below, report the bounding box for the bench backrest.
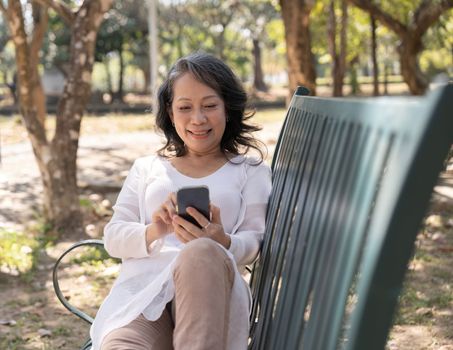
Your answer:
[249,85,453,350]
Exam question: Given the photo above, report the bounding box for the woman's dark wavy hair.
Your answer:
[155,52,265,162]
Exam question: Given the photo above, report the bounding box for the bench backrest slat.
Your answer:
[249,85,453,350]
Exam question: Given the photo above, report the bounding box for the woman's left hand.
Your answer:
[172,204,231,249]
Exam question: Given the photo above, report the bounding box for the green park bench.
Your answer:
[53,84,453,350]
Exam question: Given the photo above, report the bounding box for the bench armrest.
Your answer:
[52,239,105,325]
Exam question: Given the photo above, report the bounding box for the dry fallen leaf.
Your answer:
[38,328,52,337]
[0,319,17,326]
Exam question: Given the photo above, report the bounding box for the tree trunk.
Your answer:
[398,36,429,95]
[6,73,18,105]
[327,0,337,95]
[119,46,124,101]
[279,0,317,96]
[328,0,348,97]
[7,1,47,126]
[253,38,268,92]
[384,64,389,95]
[347,0,453,95]
[217,28,226,61]
[30,3,48,125]
[104,58,113,96]
[3,0,112,236]
[338,0,348,96]
[143,64,151,94]
[370,14,379,96]
[51,0,112,233]
[113,42,124,102]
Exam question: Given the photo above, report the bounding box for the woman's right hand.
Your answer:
[146,192,177,246]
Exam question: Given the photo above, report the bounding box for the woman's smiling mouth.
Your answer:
[188,129,211,138]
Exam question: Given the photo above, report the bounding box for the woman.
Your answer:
[91,52,272,350]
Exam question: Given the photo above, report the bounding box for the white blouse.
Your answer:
[90,155,272,350]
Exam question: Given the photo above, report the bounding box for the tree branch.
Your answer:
[32,0,75,25]
[347,0,407,37]
[30,3,49,65]
[413,0,453,36]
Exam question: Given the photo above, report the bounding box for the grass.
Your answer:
[0,228,40,277]
[390,202,453,339]
[52,326,71,337]
[69,245,117,265]
[0,335,26,350]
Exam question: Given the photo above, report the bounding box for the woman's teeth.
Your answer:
[189,130,210,135]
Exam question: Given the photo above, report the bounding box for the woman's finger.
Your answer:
[186,207,210,228]
[174,228,189,243]
[169,192,177,206]
[173,221,197,242]
[153,206,170,224]
[173,215,203,237]
[163,199,176,219]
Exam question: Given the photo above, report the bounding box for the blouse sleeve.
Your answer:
[228,161,272,266]
[103,159,154,259]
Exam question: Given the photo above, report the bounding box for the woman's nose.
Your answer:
[191,108,207,124]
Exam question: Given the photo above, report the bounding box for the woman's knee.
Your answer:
[174,238,233,280]
[177,238,223,265]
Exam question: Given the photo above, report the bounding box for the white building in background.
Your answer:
[42,68,65,97]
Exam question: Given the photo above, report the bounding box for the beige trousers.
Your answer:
[101,238,235,350]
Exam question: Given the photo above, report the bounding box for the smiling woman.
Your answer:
[156,51,265,161]
[89,52,272,350]
[170,73,227,160]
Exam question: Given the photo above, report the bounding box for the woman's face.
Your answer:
[170,72,227,157]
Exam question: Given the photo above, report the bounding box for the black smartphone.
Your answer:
[176,186,210,228]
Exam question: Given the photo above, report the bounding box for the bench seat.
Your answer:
[53,85,453,350]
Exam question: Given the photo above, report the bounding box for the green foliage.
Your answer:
[0,228,40,276]
[70,245,119,266]
[41,12,71,70]
[0,335,26,350]
[348,0,453,83]
[79,197,93,208]
[378,0,423,25]
[266,19,285,56]
[0,40,16,86]
[2,0,452,96]
[395,283,453,325]
[52,326,71,337]
[420,14,453,77]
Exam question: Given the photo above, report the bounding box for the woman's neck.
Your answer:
[169,150,232,178]
[184,149,225,161]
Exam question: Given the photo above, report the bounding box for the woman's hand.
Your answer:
[172,204,231,249]
[146,193,177,246]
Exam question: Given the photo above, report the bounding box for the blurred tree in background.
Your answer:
[279,0,317,95]
[347,0,453,95]
[0,19,17,103]
[0,0,112,237]
[1,0,452,101]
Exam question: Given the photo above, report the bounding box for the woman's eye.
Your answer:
[204,104,217,109]
[178,106,191,111]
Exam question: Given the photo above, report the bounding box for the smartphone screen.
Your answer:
[176,186,210,228]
